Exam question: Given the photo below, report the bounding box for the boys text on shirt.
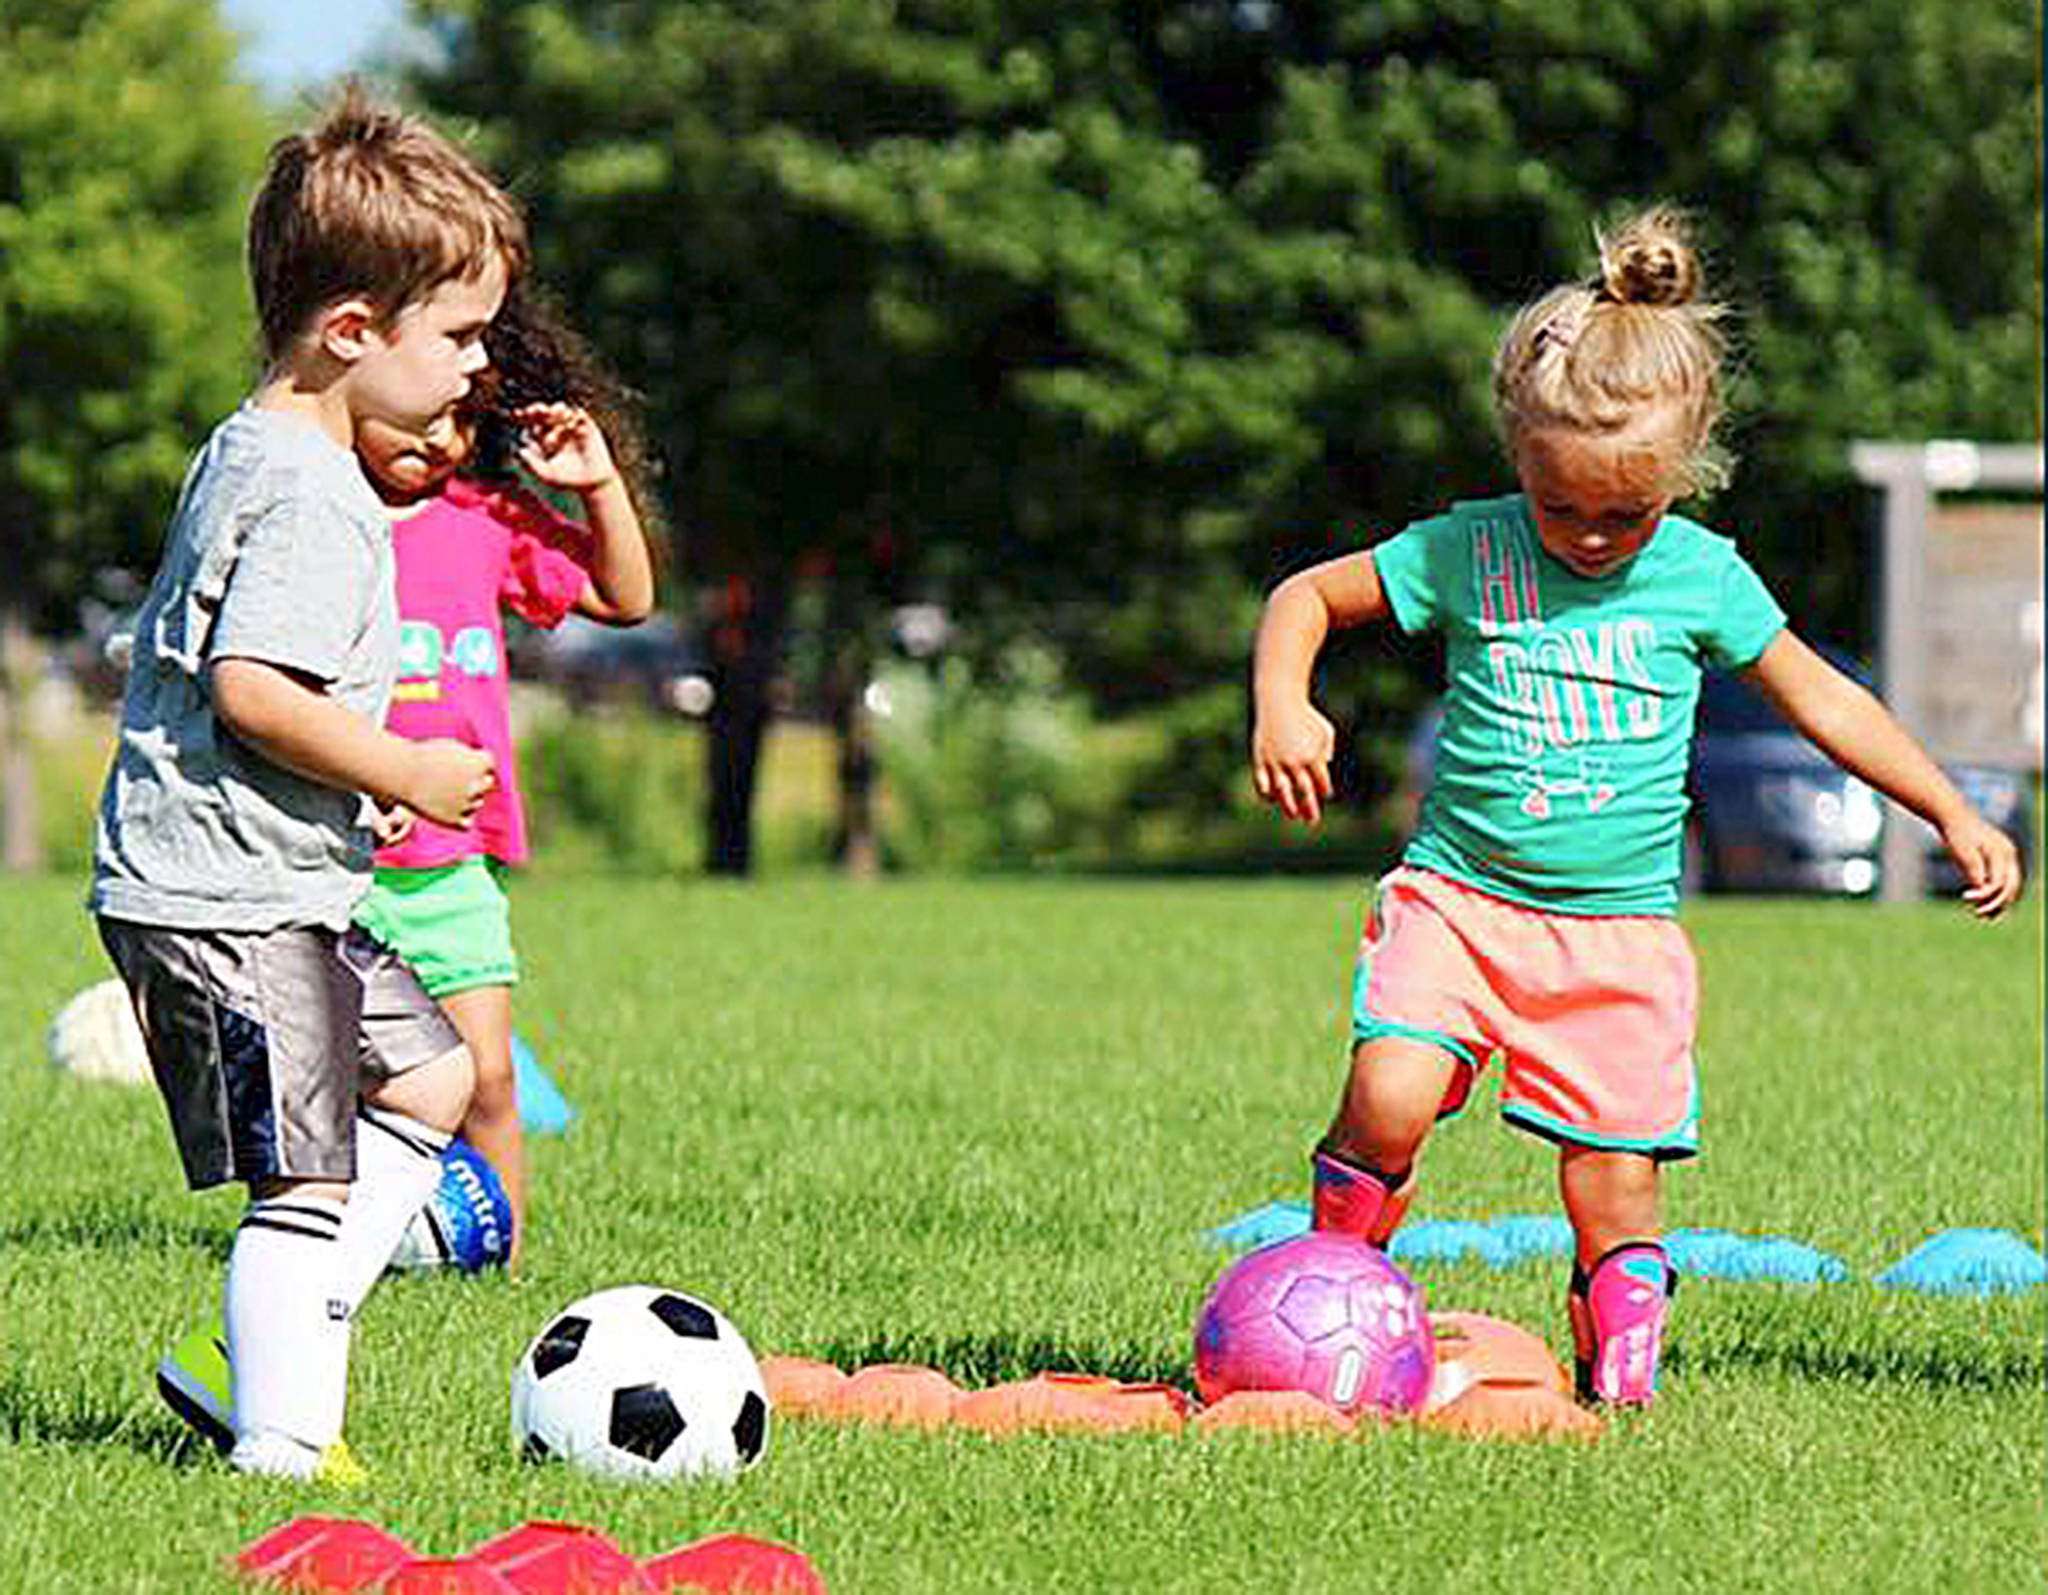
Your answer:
[1371,494,1786,916]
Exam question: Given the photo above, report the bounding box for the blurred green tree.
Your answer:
[1230,0,2042,637]
[411,0,1368,869]
[0,0,271,867]
[411,0,2040,871]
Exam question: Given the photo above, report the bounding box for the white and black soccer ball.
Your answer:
[510,1284,770,1480]
[47,979,152,1085]
[386,1141,514,1274]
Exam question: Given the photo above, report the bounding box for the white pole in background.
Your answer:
[1850,440,2044,903]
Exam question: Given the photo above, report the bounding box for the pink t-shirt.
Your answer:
[376,476,591,869]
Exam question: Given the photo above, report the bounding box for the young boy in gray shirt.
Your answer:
[91,84,527,1482]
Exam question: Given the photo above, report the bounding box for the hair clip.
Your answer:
[1535,315,1575,356]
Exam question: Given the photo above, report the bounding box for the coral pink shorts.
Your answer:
[1350,867,1700,1159]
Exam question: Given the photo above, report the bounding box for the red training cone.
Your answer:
[642,1534,824,1594]
[235,1515,414,1591]
[380,1558,522,1594]
[470,1522,654,1593]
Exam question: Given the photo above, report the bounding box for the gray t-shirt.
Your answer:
[91,405,397,932]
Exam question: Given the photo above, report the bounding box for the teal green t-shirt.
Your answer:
[1373,494,1787,916]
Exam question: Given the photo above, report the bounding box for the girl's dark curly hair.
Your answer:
[463,276,663,536]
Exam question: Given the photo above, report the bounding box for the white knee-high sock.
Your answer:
[333,1106,451,1310]
[225,1194,348,1455]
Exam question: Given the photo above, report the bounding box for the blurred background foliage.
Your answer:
[1,0,2039,874]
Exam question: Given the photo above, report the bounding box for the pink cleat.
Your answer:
[1575,1242,1674,1407]
[1310,1148,1396,1241]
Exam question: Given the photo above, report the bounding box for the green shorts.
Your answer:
[354,857,519,998]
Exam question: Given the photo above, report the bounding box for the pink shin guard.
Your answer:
[1576,1242,1673,1407]
[1310,1149,1396,1242]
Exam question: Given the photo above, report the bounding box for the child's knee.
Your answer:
[366,1042,474,1135]
[467,1059,519,1122]
[1339,1042,1454,1155]
[468,1041,515,1095]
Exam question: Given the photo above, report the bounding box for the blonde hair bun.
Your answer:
[1491,201,1733,495]
[1596,207,1700,308]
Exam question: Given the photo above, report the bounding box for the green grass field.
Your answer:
[1,872,2040,1592]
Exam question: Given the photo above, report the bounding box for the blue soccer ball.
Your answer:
[388,1140,514,1274]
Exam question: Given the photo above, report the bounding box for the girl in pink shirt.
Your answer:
[354,283,658,1268]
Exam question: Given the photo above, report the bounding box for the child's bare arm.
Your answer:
[1744,630,2024,917]
[568,473,654,624]
[211,657,495,829]
[513,403,655,624]
[1251,551,1392,826]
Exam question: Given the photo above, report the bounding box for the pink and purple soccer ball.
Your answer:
[1194,1233,1435,1417]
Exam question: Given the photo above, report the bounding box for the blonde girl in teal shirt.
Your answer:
[1251,206,2022,1407]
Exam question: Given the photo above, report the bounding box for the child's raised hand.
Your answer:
[402,739,497,829]
[1253,703,1337,826]
[1939,810,2025,919]
[513,403,619,495]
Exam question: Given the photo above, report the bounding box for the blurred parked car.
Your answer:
[529,613,715,718]
[1684,660,2032,897]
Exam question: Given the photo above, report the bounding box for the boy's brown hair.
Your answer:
[247,80,528,362]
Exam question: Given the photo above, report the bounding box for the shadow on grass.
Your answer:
[817,1331,1191,1391]
[1061,857,1367,882]
[1675,1324,2046,1394]
[0,1370,217,1466]
[1056,833,1401,881]
[0,1200,230,1261]
[820,1313,2044,1400]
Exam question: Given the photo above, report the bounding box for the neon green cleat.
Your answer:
[156,1324,234,1455]
[313,1440,369,1489]
[162,1324,365,1484]
[226,1433,369,1485]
